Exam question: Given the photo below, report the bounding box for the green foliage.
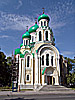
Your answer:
[71,73,75,84]
[0,51,12,87]
[66,72,75,85]
[7,56,12,66]
[65,57,75,73]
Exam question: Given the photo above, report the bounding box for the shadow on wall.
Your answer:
[5,98,35,100]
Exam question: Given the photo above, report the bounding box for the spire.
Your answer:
[12,51,13,57]
[35,18,37,24]
[42,8,44,14]
[26,26,28,31]
[12,51,14,61]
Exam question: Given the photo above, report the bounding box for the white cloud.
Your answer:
[16,0,23,9]
[0,35,9,38]
[61,51,75,56]
[51,21,67,29]
[0,11,35,31]
[48,0,75,30]
[6,54,12,58]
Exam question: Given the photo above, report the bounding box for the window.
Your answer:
[26,40,28,45]
[51,56,53,66]
[44,21,46,26]
[26,75,29,81]
[42,55,44,65]
[39,31,42,41]
[27,56,30,67]
[46,54,49,66]
[32,36,34,42]
[24,40,25,45]
[46,31,48,41]
[41,21,43,26]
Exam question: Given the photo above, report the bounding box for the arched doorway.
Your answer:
[45,67,54,85]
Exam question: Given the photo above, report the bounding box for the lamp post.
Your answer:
[0,46,1,50]
[12,51,19,92]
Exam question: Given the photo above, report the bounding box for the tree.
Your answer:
[0,52,12,86]
[64,57,75,74]
[66,73,71,85]
[7,56,12,86]
[65,57,75,87]
[71,73,75,85]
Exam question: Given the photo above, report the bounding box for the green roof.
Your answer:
[20,43,23,48]
[22,31,30,39]
[15,48,20,55]
[38,14,50,22]
[32,53,35,58]
[42,67,47,75]
[20,54,24,58]
[28,24,39,33]
[20,51,29,58]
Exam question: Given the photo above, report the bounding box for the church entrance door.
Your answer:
[47,76,52,85]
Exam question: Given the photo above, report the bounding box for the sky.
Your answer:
[0,0,75,58]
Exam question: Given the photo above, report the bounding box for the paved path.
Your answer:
[0,85,75,100]
[0,90,75,96]
[40,85,74,92]
[0,93,75,100]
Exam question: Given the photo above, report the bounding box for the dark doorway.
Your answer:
[47,76,52,85]
[50,76,52,85]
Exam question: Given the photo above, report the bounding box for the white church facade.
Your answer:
[15,10,60,89]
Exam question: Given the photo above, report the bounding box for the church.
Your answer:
[14,10,61,89]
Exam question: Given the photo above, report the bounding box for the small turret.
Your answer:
[38,8,50,27]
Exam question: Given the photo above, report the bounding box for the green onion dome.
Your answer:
[28,24,39,33]
[38,14,50,22]
[22,31,30,39]
[53,37,55,41]
[20,43,23,48]
[20,54,24,58]
[15,48,20,55]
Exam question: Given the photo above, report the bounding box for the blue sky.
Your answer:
[0,0,75,58]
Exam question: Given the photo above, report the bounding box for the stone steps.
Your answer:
[40,85,73,92]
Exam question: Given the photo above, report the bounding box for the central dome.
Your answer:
[28,24,39,33]
[38,14,50,22]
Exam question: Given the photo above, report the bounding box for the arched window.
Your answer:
[51,56,53,66]
[26,74,30,81]
[46,54,49,66]
[46,31,48,41]
[24,40,25,45]
[39,31,42,41]
[27,56,30,67]
[26,40,28,45]
[42,55,44,65]
[41,21,43,26]
[44,21,46,26]
[32,36,34,42]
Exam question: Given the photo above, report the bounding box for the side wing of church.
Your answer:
[14,11,61,89]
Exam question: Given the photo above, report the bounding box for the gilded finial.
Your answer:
[42,8,44,14]
[35,18,37,24]
[26,26,28,31]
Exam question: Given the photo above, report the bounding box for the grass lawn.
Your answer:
[71,88,75,90]
[20,89,33,91]
[0,86,12,91]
